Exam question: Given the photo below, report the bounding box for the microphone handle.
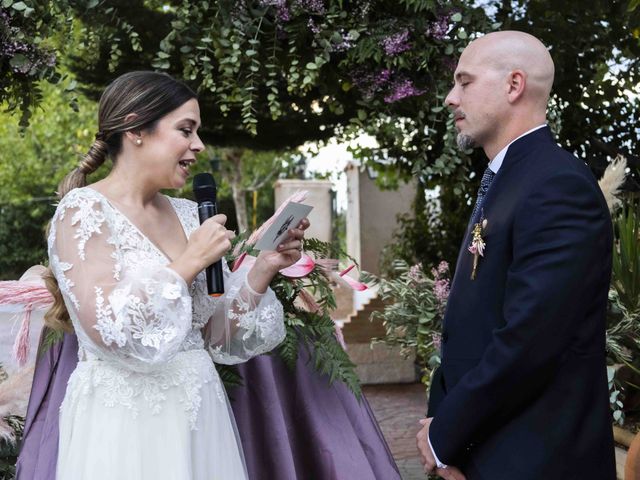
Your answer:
[198,202,225,297]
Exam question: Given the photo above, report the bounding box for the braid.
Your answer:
[57,136,109,199]
[78,138,109,175]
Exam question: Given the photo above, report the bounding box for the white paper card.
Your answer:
[254,202,313,251]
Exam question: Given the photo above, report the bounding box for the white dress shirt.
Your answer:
[427,123,547,469]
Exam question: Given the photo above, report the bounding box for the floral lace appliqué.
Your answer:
[67,350,219,430]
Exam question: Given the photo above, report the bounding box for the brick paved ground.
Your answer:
[365,383,628,480]
[363,383,427,480]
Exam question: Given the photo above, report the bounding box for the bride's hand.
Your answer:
[256,218,310,272]
[246,218,310,293]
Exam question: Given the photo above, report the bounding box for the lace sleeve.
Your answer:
[48,189,192,371]
[205,262,285,365]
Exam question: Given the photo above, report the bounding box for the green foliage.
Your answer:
[612,201,640,314]
[605,198,640,425]
[0,364,24,479]
[493,0,640,184]
[381,180,472,276]
[606,200,640,366]
[0,81,98,278]
[0,201,52,279]
[608,365,626,426]
[215,363,244,390]
[228,235,361,398]
[59,0,492,161]
[367,259,449,386]
[0,0,98,127]
[17,0,640,270]
[38,328,64,359]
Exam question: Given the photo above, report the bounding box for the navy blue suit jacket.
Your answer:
[427,127,616,479]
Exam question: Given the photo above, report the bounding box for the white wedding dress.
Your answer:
[48,187,286,480]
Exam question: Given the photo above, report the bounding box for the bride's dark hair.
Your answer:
[44,71,197,332]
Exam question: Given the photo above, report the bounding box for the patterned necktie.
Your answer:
[470,167,495,221]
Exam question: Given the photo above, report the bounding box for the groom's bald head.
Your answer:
[463,31,555,108]
[445,31,555,158]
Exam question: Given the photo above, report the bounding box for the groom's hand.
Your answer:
[416,418,436,473]
[417,418,467,480]
[435,466,467,480]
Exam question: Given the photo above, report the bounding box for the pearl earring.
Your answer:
[135,138,142,145]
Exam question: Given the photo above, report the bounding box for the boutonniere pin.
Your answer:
[468,217,488,280]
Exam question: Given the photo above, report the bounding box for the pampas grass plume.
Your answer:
[599,155,627,213]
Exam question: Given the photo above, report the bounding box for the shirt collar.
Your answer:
[488,124,547,174]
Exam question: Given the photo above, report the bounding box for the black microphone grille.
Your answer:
[193,172,217,204]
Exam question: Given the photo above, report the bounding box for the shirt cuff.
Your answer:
[428,432,447,469]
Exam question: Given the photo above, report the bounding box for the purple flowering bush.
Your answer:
[116,0,492,162]
[366,259,450,387]
[0,4,59,127]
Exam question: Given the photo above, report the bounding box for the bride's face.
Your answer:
[137,98,205,189]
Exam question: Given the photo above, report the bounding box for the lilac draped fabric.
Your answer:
[16,332,78,480]
[17,333,399,480]
[229,344,401,480]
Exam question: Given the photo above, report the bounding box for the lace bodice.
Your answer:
[48,187,286,372]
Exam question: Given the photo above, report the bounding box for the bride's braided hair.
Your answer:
[44,72,197,332]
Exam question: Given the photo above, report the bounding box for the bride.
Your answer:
[45,71,307,480]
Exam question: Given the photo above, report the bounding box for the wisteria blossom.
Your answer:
[351,68,393,99]
[408,263,424,284]
[381,29,411,56]
[259,0,290,22]
[332,30,356,52]
[432,332,442,351]
[383,78,425,103]
[426,14,450,40]
[433,261,449,277]
[307,18,321,34]
[431,261,450,314]
[0,9,56,75]
[295,0,326,15]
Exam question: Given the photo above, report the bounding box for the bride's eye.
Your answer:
[180,128,192,137]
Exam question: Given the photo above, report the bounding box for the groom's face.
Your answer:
[445,43,507,151]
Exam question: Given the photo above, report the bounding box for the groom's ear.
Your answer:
[506,69,526,103]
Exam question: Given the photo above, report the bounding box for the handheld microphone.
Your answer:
[193,172,224,297]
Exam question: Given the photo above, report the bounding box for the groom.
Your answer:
[417,31,616,479]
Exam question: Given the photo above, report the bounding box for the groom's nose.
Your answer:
[445,87,459,109]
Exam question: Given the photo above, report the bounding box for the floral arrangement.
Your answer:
[366,259,450,387]
[219,191,366,396]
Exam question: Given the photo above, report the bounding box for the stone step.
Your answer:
[347,342,417,385]
[341,294,417,384]
[342,295,389,344]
